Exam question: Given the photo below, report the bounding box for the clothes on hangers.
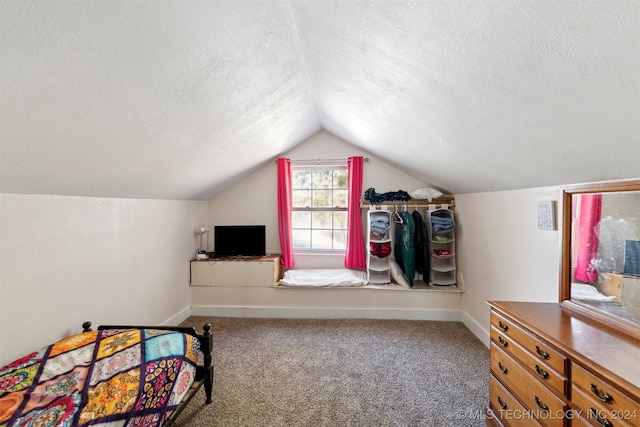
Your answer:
[412,210,430,276]
[394,211,415,287]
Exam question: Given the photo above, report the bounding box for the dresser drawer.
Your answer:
[491,325,568,397]
[572,385,636,427]
[491,312,568,376]
[572,363,639,427]
[491,343,568,427]
[490,374,543,426]
[572,409,597,427]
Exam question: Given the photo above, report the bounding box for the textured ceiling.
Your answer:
[1,1,638,200]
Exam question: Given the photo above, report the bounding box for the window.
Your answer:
[291,166,348,251]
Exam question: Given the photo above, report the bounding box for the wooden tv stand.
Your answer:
[190,254,282,287]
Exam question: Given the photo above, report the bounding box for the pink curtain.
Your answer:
[277,158,295,268]
[345,156,366,268]
[574,194,602,283]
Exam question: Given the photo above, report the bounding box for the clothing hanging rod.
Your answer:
[276,157,369,164]
[361,202,455,210]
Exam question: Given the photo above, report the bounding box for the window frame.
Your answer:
[291,164,349,254]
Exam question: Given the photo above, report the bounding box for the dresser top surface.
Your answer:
[488,301,640,398]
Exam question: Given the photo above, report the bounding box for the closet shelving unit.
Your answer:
[427,207,456,286]
[366,207,392,284]
[362,196,458,289]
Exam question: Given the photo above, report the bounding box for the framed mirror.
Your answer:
[560,178,640,338]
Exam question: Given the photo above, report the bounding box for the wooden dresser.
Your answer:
[487,301,640,427]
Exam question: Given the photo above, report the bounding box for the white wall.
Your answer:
[203,130,570,330]
[0,133,571,363]
[208,130,432,269]
[199,130,464,319]
[0,194,208,365]
[456,186,564,345]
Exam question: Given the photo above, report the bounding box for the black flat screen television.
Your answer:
[213,225,266,258]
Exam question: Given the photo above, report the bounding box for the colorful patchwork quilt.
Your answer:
[0,328,201,427]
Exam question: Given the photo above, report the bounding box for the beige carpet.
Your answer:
[174,316,489,427]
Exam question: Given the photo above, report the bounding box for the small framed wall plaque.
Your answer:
[537,200,557,230]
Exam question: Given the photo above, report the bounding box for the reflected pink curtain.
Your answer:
[345,156,366,268]
[574,194,602,283]
[277,158,294,268]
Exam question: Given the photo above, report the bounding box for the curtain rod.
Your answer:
[276,157,369,164]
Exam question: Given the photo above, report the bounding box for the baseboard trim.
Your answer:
[191,306,462,321]
[163,306,192,326]
[461,309,490,348]
[176,307,493,341]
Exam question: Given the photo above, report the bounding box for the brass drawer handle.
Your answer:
[497,396,507,410]
[590,408,613,427]
[535,345,550,360]
[590,383,613,404]
[498,336,508,347]
[498,321,509,332]
[535,364,549,380]
[534,396,549,412]
[498,362,508,374]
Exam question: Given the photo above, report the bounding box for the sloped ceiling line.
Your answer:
[0,1,638,200]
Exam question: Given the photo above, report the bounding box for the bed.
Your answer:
[0,321,213,427]
[277,268,368,287]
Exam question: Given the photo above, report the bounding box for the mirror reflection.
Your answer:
[570,190,640,326]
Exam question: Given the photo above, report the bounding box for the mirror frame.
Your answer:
[560,178,640,339]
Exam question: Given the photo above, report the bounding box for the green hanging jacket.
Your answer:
[394,211,415,287]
